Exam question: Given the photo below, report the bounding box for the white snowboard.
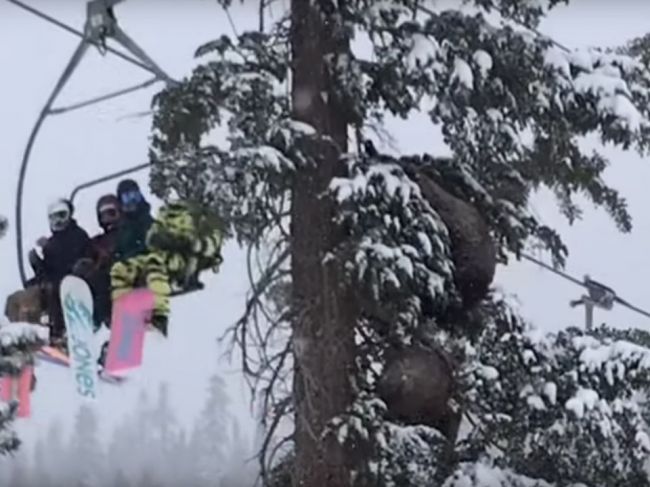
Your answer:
[60,275,98,400]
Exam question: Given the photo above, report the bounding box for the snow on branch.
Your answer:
[0,321,45,456]
[0,322,49,347]
[459,308,650,485]
[330,153,455,342]
[444,461,554,487]
[0,402,20,456]
[150,29,290,157]
[334,4,650,264]
[147,4,650,485]
[0,321,48,375]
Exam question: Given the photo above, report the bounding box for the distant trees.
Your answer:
[0,371,256,486]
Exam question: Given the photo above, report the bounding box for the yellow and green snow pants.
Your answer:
[188,231,223,276]
[147,201,224,276]
[110,251,171,318]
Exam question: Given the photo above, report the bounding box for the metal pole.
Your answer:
[585,300,594,331]
[6,0,155,74]
[69,162,151,203]
[15,38,89,286]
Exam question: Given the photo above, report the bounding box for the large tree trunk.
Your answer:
[290,2,357,486]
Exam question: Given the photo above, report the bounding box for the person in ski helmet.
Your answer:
[111,179,171,335]
[73,194,123,330]
[29,198,91,344]
[97,193,122,232]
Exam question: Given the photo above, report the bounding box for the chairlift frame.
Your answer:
[8,0,176,287]
[68,162,151,204]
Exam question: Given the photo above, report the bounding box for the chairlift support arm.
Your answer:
[10,0,176,287]
[7,0,153,73]
[69,162,151,203]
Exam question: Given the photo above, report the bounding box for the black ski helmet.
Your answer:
[116,178,140,196]
[116,179,143,213]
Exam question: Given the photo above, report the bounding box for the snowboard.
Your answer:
[36,345,126,384]
[104,288,155,375]
[60,275,99,400]
[0,366,33,418]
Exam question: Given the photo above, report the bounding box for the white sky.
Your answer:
[1,0,650,459]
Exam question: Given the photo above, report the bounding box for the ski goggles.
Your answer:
[120,190,142,206]
[48,209,70,230]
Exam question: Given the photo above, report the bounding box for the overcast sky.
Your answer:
[2,0,650,459]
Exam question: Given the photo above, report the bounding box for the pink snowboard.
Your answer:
[0,366,33,418]
[104,289,155,375]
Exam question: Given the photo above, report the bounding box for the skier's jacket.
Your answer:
[85,227,121,327]
[41,219,91,283]
[145,201,224,277]
[88,227,120,274]
[113,200,154,262]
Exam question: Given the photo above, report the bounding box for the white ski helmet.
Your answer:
[47,198,72,232]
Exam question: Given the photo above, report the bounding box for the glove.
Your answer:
[72,258,95,279]
[28,249,44,273]
[147,230,190,252]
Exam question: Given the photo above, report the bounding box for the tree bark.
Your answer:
[290,1,357,486]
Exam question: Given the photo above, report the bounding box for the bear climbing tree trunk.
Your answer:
[412,163,497,312]
[290,2,359,486]
[376,162,497,469]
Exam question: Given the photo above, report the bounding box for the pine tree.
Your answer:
[0,319,48,456]
[107,422,127,480]
[111,469,132,487]
[219,418,257,487]
[168,430,199,487]
[148,1,650,485]
[136,469,163,487]
[190,373,232,485]
[67,404,105,486]
[7,448,32,487]
[443,298,650,486]
[32,437,54,487]
[41,419,68,486]
[150,382,183,483]
[0,213,46,457]
[107,394,152,484]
